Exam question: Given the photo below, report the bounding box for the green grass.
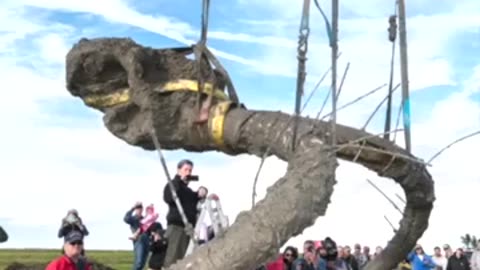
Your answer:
[0,249,134,270]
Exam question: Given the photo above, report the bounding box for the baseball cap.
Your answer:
[65,231,83,243]
[443,244,450,249]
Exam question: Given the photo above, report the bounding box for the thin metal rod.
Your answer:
[150,129,196,244]
[330,0,339,147]
[384,215,398,233]
[392,102,403,143]
[428,130,480,164]
[335,62,350,104]
[363,83,401,130]
[395,193,406,204]
[366,178,404,216]
[320,84,387,120]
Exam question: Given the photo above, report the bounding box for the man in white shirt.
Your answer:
[432,246,448,270]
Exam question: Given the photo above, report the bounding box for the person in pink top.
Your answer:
[129,204,159,241]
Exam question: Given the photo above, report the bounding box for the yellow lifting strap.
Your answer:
[208,100,233,148]
[82,79,234,149]
[84,88,131,108]
[83,79,228,109]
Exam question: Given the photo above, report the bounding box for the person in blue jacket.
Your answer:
[408,244,436,270]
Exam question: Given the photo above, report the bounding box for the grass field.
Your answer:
[0,249,133,270]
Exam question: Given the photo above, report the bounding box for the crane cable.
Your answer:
[292,0,311,152]
[192,0,239,122]
[384,1,398,141]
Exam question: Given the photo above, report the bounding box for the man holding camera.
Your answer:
[163,159,206,267]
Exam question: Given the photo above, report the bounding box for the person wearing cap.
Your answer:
[0,226,8,243]
[46,231,92,270]
[124,201,149,270]
[163,159,207,267]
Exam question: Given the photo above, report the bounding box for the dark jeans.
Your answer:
[132,233,149,270]
[163,225,190,267]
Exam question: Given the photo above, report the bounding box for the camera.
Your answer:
[186,175,199,181]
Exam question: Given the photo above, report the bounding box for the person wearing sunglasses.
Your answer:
[46,231,92,270]
[264,246,299,270]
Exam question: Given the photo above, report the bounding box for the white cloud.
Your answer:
[0,1,478,263]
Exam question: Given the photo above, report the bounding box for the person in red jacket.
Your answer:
[46,231,92,270]
[265,246,299,270]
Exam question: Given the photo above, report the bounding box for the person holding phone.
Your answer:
[163,159,207,267]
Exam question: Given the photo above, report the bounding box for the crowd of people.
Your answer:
[257,240,480,270]
[44,158,216,270]
[8,157,478,270]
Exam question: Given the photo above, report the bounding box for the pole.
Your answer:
[150,129,196,246]
[397,0,412,152]
[331,0,339,147]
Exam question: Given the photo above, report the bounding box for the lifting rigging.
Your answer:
[292,0,311,152]
[149,0,414,250]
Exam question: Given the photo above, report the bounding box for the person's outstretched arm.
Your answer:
[0,226,8,243]
[57,221,68,238]
[81,223,89,236]
[124,208,135,225]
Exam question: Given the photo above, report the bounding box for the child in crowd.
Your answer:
[129,204,159,241]
[195,186,209,245]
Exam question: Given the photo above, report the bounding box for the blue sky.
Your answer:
[0,0,479,255]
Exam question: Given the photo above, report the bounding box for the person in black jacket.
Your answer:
[163,159,206,267]
[447,248,471,270]
[147,222,168,270]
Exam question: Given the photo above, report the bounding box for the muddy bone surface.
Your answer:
[65,37,435,270]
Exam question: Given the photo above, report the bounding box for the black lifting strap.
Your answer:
[193,0,239,105]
